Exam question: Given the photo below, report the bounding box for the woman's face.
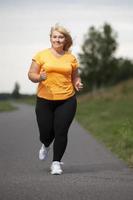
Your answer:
[51,30,66,50]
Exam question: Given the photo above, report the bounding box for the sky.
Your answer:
[0,0,133,94]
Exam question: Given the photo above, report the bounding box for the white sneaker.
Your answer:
[39,144,50,161]
[50,161,64,175]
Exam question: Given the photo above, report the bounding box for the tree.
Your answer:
[116,58,133,82]
[12,82,20,99]
[79,23,118,90]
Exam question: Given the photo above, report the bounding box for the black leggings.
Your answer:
[35,95,77,162]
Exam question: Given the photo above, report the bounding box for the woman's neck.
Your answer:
[51,47,65,55]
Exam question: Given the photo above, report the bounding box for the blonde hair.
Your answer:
[50,24,73,51]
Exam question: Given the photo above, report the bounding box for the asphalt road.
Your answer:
[0,103,133,200]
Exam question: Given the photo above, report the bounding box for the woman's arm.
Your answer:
[72,68,83,91]
[28,61,47,83]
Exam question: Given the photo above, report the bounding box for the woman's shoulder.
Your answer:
[36,48,50,55]
[65,51,78,60]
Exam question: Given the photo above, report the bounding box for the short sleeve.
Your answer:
[71,56,79,71]
[32,52,43,66]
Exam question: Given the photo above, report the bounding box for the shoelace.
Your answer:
[51,161,64,167]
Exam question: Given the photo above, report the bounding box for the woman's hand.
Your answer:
[74,78,83,91]
[39,70,47,81]
[72,68,83,91]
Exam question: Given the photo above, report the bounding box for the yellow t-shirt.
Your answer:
[32,48,78,100]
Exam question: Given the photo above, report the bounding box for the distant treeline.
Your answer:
[0,93,11,100]
[0,93,35,100]
[0,81,35,100]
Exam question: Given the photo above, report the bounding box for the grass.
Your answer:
[0,96,36,112]
[15,96,36,105]
[0,100,17,112]
[76,79,133,167]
